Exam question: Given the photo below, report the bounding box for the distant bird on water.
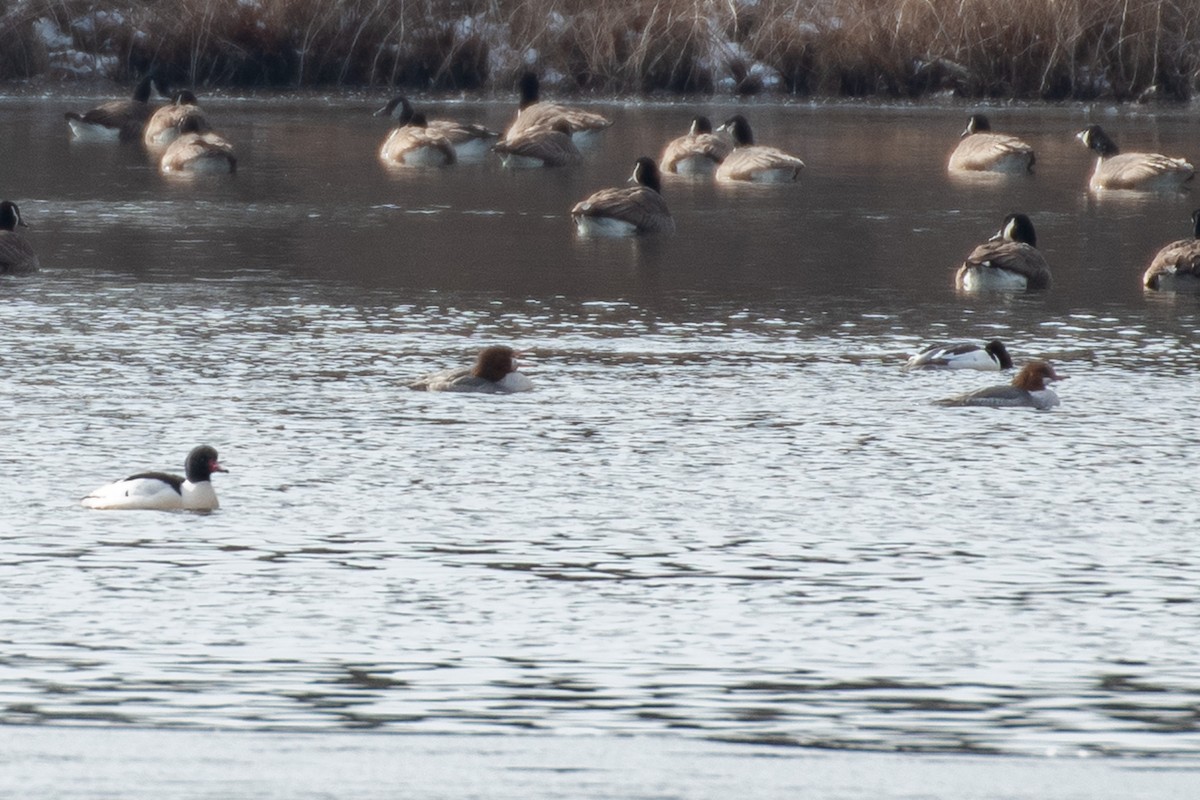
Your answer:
[934,360,1065,410]
[947,114,1035,173]
[65,73,164,142]
[504,72,612,142]
[1143,208,1200,292]
[955,213,1052,292]
[571,157,674,237]
[1076,124,1194,192]
[0,200,39,274]
[81,445,228,511]
[408,346,534,393]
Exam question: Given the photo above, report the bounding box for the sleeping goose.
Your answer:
[159,116,237,174]
[144,90,211,148]
[379,111,457,167]
[659,116,732,175]
[492,120,582,168]
[504,72,612,142]
[375,95,499,158]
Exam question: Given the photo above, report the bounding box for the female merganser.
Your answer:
[1143,208,1200,291]
[934,360,1065,410]
[374,95,499,159]
[904,339,1014,371]
[947,114,1035,173]
[571,156,674,237]
[81,445,228,511]
[955,212,1052,292]
[714,115,805,183]
[0,200,38,274]
[408,346,533,393]
[1076,124,1194,192]
[504,72,612,142]
[659,116,732,175]
[379,111,457,167]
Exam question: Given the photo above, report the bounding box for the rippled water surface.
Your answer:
[1,95,1198,769]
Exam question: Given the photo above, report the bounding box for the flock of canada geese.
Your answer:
[5,72,1197,507]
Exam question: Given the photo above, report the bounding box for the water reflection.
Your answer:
[0,98,1198,758]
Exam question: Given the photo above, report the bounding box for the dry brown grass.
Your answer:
[1,0,1197,100]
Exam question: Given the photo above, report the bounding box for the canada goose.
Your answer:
[1143,208,1200,291]
[144,90,210,148]
[933,361,1065,410]
[81,445,228,511]
[64,73,163,142]
[659,116,732,175]
[955,213,1052,292]
[375,95,499,158]
[714,115,805,183]
[492,120,582,168]
[159,116,237,175]
[1076,124,1194,192]
[904,340,1014,371]
[379,112,457,167]
[505,72,612,141]
[408,346,533,393]
[947,114,1035,173]
[0,201,39,274]
[571,156,674,237]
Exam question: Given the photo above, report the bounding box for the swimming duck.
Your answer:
[571,156,674,237]
[64,73,163,142]
[715,115,805,183]
[955,213,1052,292]
[81,445,228,511]
[0,201,38,274]
[659,116,732,175]
[492,120,583,168]
[947,114,1035,173]
[1143,208,1200,291]
[379,111,457,167]
[159,116,237,174]
[504,72,612,142]
[375,95,499,158]
[1076,124,1194,192]
[144,90,210,148]
[408,346,534,393]
[934,360,1065,409]
[904,339,1014,371]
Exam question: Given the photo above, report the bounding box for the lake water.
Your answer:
[0,93,1198,793]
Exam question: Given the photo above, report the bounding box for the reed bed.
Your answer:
[2,0,1197,100]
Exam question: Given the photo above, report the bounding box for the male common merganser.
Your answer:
[904,339,1014,371]
[492,120,583,168]
[64,73,164,142]
[714,115,805,183]
[81,445,228,511]
[1143,208,1200,291]
[379,112,457,167]
[571,157,674,237]
[934,360,1065,410]
[374,95,499,159]
[159,116,237,174]
[659,116,732,175]
[0,200,38,274]
[504,72,612,142]
[947,114,1035,173]
[955,212,1052,292]
[1076,124,1194,192]
[408,346,533,393]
